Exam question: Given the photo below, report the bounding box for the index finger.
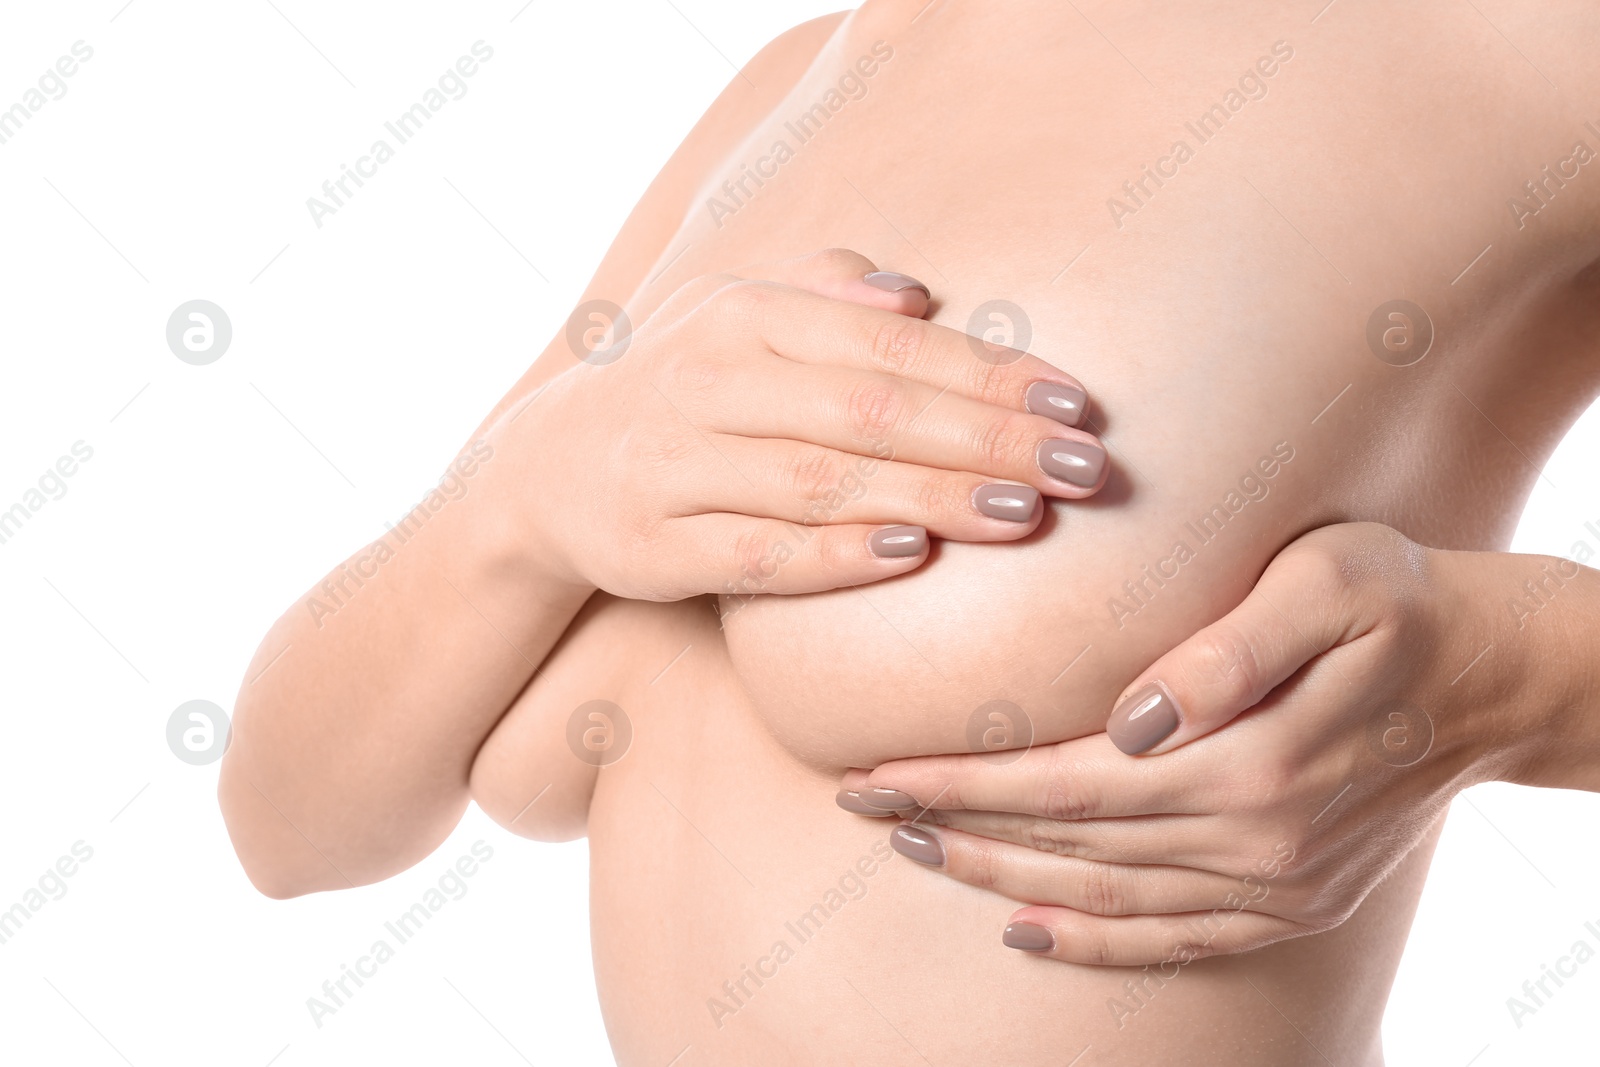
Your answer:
[843,734,1207,820]
[733,281,1090,429]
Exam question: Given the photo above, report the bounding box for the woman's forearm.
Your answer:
[219,425,593,899]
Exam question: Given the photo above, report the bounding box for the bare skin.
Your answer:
[223,2,1600,1065]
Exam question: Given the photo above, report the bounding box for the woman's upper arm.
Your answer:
[467,14,851,826]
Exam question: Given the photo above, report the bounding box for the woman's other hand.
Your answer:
[839,522,1596,964]
[494,247,1110,602]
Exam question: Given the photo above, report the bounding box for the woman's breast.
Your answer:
[715,431,1314,769]
[630,0,1591,771]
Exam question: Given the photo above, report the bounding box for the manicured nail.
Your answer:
[1107,681,1181,754]
[1003,922,1055,952]
[890,823,945,866]
[863,271,931,298]
[1036,439,1106,489]
[836,790,898,817]
[869,525,926,558]
[1025,381,1088,427]
[859,787,919,811]
[972,483,1041,522]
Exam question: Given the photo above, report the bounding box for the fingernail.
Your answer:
[1036,439,1106,489]
[869,525,926,558]
[835,790,898,817]
[1107,681,1181,755]
[859,787,920,811]
[1025,381,1088,427]
[890,823,945,866]
[1003,922,1055,952]
[863,271,931,298]
[972,483,1041,522]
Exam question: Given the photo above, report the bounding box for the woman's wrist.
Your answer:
[1442,548,1600,793]
[464,384,602,605]
[1510,555,1600,792]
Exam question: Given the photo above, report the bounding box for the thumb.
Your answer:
[1105,550,1371,756]
[730,247,932,318]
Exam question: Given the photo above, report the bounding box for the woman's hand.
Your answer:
[839,522,1595,964]
[496,248,1109,602]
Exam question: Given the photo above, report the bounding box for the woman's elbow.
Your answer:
[216,770,342,900]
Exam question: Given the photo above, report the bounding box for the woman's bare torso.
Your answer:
[484,3,1600,1063]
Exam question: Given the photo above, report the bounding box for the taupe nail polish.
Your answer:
[836,790,898,817]
[890,823,945,866]
[1025,381,1088,427]
[869,526,926,558]
[1036,439,1106,489]
[863,271,931,298]
[1107,682,1181,755]
[860,788,920,810]
[973,483,1041,522]
[1003,922,1054,952]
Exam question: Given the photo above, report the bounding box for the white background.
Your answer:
[0,2,1596,1064]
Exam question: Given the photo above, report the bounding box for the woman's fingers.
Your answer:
[847,735,1207,821]
[998,904,1308,967]
[701,357,1105,498]
[887,821,1269,917]
[689,435,1044,540]
[726,247,936,319]
[659,512,928,597]
[912,809,1221,868]
[1103,530,1391,755]
[717,278,1091,430]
